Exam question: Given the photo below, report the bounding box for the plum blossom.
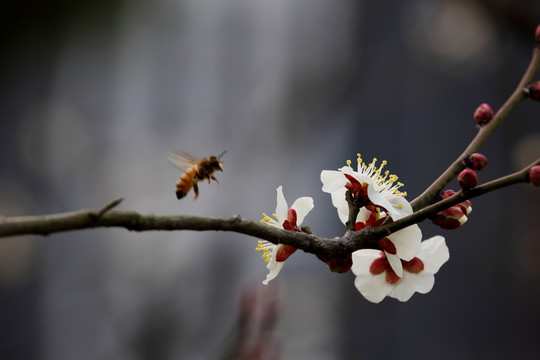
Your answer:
[321,154,411,224]
[256,186,314,285]
[351,236,449,303]
[321,155,421,275]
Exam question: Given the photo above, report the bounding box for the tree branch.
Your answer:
[411,45,540,211]
[1,159,536,262]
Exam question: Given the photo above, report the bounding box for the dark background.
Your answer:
[1,0,539,359]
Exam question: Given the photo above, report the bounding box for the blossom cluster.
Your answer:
[256,154,452,303]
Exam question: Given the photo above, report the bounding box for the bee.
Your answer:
[168,150,226,200]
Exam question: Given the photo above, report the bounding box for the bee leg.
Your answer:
[193,182,199,200]
[211,175,219,184]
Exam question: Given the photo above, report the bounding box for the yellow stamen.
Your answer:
[351,154,407,197]
[255,240,275,264]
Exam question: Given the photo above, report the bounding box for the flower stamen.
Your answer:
[353,154,406,197]
[255,240,275,264]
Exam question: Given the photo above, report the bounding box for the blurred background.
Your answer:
[1,0,540,359]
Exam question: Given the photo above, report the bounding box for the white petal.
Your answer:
[388,272,418,301]
[290,196,314,226]
[352,249,397,303]
[409,272,435,294]
[385,252,403,277]
[363,179,403,220]
[387,196,413,219]
[275,186,288,224]
[329,188,349,224]
[262,246,284,285]
[387,224,422,261]
[321,170,347,193]
[351,249,382,275]
[354,272,394,303]
[417,235,450,274]
[355,207,372,223]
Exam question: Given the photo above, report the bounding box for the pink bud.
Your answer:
[467,153,488,171]
[432,206,468,230]
[458,169,477,190]
[536,24,540,44]
[474,103,493,126]
[458,199,473,215]
[439,189,456,199]
[439,189,472,215]
[527,81,540,101]
[530,166,540,186]
[327,254,353,273]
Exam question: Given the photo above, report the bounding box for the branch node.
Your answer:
[91,198,124,220]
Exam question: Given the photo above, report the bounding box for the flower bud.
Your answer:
[527,81,540,101]
[327,254,353,273]
[457,199,472,215]
[536,24,540,44]
[432,206,468,230]
[458,169,477,190]
[439,189,472,215]
[474,103,493,126]
[439,189,456,199]
[465,153,488,171]
[530,166,540,186]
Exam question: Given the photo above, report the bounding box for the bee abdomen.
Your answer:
[175,168,196,199]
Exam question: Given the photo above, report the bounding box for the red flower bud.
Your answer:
[439,189,472,215]
[467,153,488,171]
[530,166,540,186]
[458,199,472,215]
[432,206,468,230]
[474,103,493,126]
[527,81,540,101]
[327,254,353,274]
[439,189,456,199]
[458,169,477,190]
[536,24,540,44]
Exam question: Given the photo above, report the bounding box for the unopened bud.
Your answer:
[439,189,472,215]
[530,166,540,186]
[432,206,467,230]
[458,199,472,215]
[458,169,477,190]
[536,24,540,44]
[327,254,353,273]
[464,153,488,171]
[474,103,493,126]
[527,81,540,101]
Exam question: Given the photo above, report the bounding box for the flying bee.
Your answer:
[168,150,226,200]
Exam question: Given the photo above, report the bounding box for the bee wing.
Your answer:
[168,150,199,171]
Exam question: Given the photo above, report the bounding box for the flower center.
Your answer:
[347,154,407,197]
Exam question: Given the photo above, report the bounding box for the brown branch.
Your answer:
[411,45,540,211]
[0,205,351,257]
[1,159,536,262]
